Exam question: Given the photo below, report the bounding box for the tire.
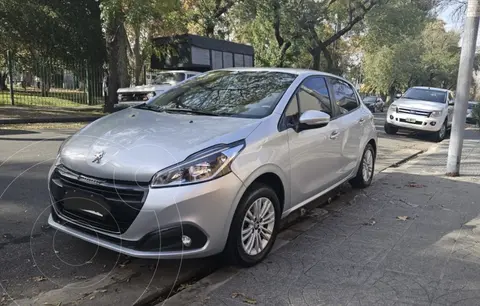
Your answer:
[433,120,447,142]
[350,143,376,189]
[384,123,398,135]
[225,183,281,267]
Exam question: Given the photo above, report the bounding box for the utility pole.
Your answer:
[7,50,14,105]
[446,0,480,176]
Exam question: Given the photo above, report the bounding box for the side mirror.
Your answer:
[396,93,402,99]
[298,110,330,131]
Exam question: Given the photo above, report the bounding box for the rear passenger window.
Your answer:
[187,74,196,79]
[329,78,359,114]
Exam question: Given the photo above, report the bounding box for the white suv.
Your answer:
[385,86,454,142]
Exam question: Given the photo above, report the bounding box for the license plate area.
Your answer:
[62,189,110,221]
[406,118,417,123]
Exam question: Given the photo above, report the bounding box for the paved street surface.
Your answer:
[0,113,470,305]
[165,129,480,306]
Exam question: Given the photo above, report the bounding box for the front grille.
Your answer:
[398,108,431,117]
[399,118,423,125]
[50,165,149,234]
[119,92,149,102]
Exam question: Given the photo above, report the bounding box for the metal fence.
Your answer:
[1,52,105,108]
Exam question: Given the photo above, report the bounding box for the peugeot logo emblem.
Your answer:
[92,151,105,164]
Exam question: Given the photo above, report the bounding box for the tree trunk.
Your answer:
[117,21,130,88]
[0,73,7,91]
[312,51,321,70]
[321,47,335,74]
[133,26,143,85]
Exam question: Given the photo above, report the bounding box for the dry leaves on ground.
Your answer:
[396,216,410,221]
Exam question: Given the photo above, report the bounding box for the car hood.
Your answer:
[393,99,445,111]
[117,84,171,94]
[59,108,261,182]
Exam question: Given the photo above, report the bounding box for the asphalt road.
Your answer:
[0,113,443,305]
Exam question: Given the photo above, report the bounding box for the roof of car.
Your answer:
[213,67,347,80]
[411,86,450,92]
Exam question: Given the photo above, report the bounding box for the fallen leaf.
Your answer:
[89,295,95,300]
[119,259,131,268]
[396,216,409,221]
[363,219,376,226]
[74,276,87,280]
[95,289,107,293]
[406,183,426,188]
[32,276,47,282]
[231,292,240,298]
[243,297,257,304]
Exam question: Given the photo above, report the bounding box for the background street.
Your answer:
[0,112,451,305]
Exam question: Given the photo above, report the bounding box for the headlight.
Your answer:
[147,92,156,99]
[117,94,123,101]
[150,141,245,188]
[430,110,443,118]
[388,105,397,112]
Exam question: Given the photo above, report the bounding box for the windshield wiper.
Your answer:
[162,108,220,116]
[135,103,164,112]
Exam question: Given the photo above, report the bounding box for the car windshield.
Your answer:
[153,73,186,85]
[143,70,297,118]
[403,88,447,103]
[363,96,376,103]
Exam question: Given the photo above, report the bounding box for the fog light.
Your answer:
[182,235,192,247]
[390,115,394,119]
[430,122,436,126]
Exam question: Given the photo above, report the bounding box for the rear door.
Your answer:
[285,76,344,205]
[327,77,368,178]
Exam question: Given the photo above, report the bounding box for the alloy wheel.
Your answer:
[241,197,275,256]
[362,149,374,182]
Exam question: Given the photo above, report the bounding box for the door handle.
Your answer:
[330,131,339,140]
[359,118,366,124]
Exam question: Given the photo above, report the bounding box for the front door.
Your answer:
[285,77,344,207]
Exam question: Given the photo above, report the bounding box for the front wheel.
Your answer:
[433,120,447,142]
[350,143,376,189]
[225,183,281,267]
[384,123,398,135]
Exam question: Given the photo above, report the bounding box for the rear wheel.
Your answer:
[384,123,398,135]
[350,144,376,188]
[225,183,280,267]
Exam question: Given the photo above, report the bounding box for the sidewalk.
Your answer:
[166,130,480,306]
[0,106,103,124]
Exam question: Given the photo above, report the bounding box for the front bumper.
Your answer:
[48,171,244,259]
[386,111,442,132]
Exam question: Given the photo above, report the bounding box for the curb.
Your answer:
[0,116,102,125]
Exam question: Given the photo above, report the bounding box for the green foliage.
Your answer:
[361,0,460,96]
[472,104,480,126]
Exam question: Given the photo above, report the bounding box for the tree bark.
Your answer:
[0,73,7,91]
[133,25,143,86]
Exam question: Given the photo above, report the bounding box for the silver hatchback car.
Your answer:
[48,68,377,266]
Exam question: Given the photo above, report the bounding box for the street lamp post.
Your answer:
[446,0,480,176]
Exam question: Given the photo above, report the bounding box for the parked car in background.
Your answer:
[466,101,479,124]
[385,86,454,142]
[363,96,385,112]
[115,70,202,110]
[48,68,377,266]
